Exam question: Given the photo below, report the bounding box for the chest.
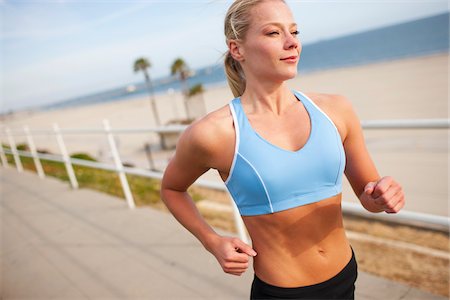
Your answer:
[245,105,312,153]
[216,97,346,183]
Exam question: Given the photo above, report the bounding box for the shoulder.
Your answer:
[183,103,234,146]
[302,91,358,140]
[177,103,234,167]
[161,104,234,191]
[303,91,353,113]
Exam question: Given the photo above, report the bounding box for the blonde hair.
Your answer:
[224,0,285,97]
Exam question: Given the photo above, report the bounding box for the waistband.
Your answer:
[253,247,357,293]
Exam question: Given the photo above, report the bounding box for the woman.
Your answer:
[160,0,405,299]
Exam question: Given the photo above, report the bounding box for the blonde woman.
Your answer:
[161,0,405,299]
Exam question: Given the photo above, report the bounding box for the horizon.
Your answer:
[1,0,449,113]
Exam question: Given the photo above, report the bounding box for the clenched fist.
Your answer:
[360,176,405,214]
[206,236,257,276]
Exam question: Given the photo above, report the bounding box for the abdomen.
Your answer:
[242,194,352,287]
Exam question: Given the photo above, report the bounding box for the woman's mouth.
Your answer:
[280,56,298,63]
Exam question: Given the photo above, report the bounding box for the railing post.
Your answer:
[5,127,23,172]
[24,126,45,179]
[53,123,78,189]
[103,119,136,209]
[0,143,8,168]
[229,195,249,244]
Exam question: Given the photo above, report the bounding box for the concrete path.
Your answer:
[1,167,445,299]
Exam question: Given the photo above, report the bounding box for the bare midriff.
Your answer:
[242,194,352,288]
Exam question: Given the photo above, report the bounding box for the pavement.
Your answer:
[1,167,446,300]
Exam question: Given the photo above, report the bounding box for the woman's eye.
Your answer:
[266,30,299,36]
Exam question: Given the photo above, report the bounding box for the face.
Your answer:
[230,0,302,83]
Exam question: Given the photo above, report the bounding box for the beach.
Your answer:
[1,52,448,217]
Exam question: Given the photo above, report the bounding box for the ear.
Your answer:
[228,40,245,62]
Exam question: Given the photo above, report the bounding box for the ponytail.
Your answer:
[224,51,246,98]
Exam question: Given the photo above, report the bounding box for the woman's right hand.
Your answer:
[206,235,257,276]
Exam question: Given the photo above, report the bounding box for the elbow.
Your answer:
[160,176,167,203]
[160,186,175,211]
[159,176,173,207]
[159,183,188,208]
[159,187,166,205]
[160,184,174,207]
[160,170,176,205]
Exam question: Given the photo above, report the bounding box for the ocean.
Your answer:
[45,12,449,110]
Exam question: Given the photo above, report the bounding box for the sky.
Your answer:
[1,0,448,113]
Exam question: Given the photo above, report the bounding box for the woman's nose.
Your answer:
[284,32,299,50]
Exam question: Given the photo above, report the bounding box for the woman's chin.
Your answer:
[281,70,298,81]
[281,66,298,79]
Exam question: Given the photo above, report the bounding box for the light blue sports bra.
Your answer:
[224,90,346,216]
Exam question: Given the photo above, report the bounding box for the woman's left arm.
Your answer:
[334,95,405,214]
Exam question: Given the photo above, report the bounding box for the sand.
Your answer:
[1,52,448,217]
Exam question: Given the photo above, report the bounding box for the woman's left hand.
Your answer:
[360,176,405,214]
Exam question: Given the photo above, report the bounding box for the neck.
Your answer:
[240,80,296,116]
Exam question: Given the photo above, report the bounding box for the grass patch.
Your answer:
[4,153,204,208]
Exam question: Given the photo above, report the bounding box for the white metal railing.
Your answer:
[2,124,189,136]
[1,118,449,242]
[361,118,449,129]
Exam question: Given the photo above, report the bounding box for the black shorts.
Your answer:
[250,248,358,300]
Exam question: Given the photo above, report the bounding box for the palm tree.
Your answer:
[133,57,161,126]
[171,58,191,120]
[170,58,190,96]
[186,83,207,120]
[187,83,204,97]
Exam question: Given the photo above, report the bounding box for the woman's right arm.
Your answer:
[160,121,256,276]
